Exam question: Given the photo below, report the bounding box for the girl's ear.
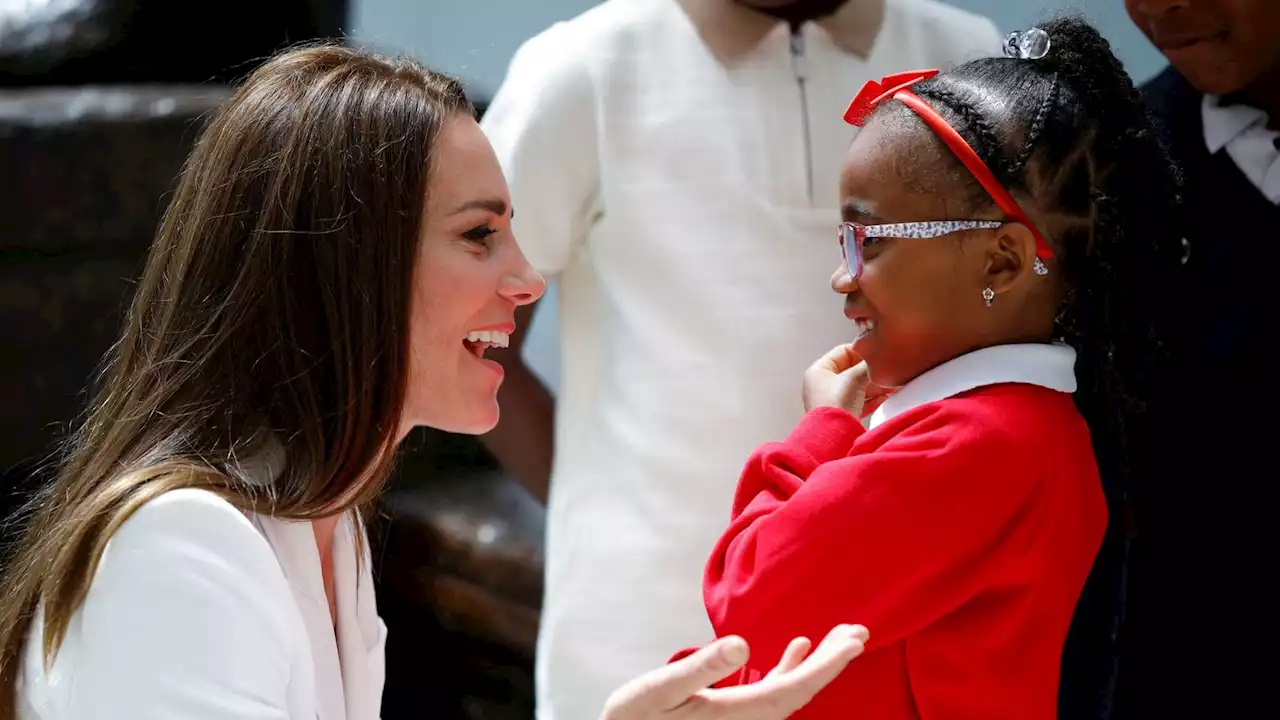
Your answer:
[983,223,1040,295]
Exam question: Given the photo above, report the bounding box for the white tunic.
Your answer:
[481,2,1001,718]
[18,489,387,720]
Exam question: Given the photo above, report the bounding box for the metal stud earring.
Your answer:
[982,286,995,307]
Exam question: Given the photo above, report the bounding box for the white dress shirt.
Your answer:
[1203,93,1279,204]
[481,1,1002,718]
[17,488,387,720]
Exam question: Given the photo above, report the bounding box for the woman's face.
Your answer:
[402,115,544,437]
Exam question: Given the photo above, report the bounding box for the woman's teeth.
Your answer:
[854,318,875,338]
[464,330,511,357]
[464,330,510,348]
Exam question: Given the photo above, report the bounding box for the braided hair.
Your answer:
[873,21,1184,710]
[874,14,1182,483]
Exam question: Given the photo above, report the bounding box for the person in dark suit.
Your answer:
[1061,2,1279,718]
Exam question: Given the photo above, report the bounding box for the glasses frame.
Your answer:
[838,220,1004,280]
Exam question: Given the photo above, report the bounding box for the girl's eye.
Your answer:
[863,235,884,249]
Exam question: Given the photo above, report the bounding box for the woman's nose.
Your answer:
[501,259,546,306]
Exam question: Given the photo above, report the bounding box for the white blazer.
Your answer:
[17,488,387,720]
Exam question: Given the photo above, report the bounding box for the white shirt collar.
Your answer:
[868,343,1077,429]
[1202,94,1280,204]
[1202,93,1271,154]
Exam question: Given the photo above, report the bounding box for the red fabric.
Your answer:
[697,386,1106,719]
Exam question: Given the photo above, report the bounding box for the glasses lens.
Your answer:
[840,224,859,277]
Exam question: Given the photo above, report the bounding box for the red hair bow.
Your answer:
[843,69,939,127]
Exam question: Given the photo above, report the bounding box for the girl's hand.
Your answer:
[802,344,893,417]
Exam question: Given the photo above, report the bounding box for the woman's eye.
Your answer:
[462,226,497,246]
[863,235,884,249]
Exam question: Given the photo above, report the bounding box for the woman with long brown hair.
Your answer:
[0,44,864,720]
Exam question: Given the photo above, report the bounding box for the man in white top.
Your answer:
[479,2,1000,718]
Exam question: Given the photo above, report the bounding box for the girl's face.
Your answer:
[831,117,1032,388]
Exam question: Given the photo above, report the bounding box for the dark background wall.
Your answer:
[1,0,351,499]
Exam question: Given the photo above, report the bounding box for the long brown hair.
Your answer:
[0,43,472,713]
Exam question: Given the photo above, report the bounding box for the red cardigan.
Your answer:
[681,384,1106,719]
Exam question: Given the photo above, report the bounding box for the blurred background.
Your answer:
[0,1,1164,718]
[352,0,1166,396]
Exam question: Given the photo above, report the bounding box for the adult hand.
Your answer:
[599,624,869,720]
[802,344,892,417]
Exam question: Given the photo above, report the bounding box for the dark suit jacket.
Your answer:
[1059,65,1279,720]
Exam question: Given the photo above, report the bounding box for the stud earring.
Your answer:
[982,286,995,307]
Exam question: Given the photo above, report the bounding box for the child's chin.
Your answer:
[852,336,880,373]
[861,355,905,391]
[865,365,890,390]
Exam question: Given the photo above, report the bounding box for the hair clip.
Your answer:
[1003,27,1051,60]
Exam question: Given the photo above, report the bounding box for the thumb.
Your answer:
[604,637,749,715]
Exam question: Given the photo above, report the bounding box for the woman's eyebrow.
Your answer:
[448,197,510,217]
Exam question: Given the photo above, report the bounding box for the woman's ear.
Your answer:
[983,222,1039,296]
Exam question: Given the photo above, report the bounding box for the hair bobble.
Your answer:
[1003,26,1051,60]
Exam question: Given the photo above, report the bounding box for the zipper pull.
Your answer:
[789,25,808,82]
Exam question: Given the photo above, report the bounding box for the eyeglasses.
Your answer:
[838,220,1003,280]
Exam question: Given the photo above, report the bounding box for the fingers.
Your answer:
[860,383,897,417]
[603,636,750,717]
[793,624,869,683]
[776,624,868,695]
[710,625,869,717]
[814,343,863,375]
[763,637,811,680]
[863,382,895,401]
[861,392,889,418]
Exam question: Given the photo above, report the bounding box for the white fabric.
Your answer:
[868,342,1078,428]
[481,1,1001,719]
[1202,93,1280,204]
[17,488,386,720]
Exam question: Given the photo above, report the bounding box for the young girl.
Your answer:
[681,15,1180,720]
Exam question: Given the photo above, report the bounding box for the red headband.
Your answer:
[844,69,1054,260]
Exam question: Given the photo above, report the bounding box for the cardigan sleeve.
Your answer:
[64,489,299,719]
[704,402,1040,677]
